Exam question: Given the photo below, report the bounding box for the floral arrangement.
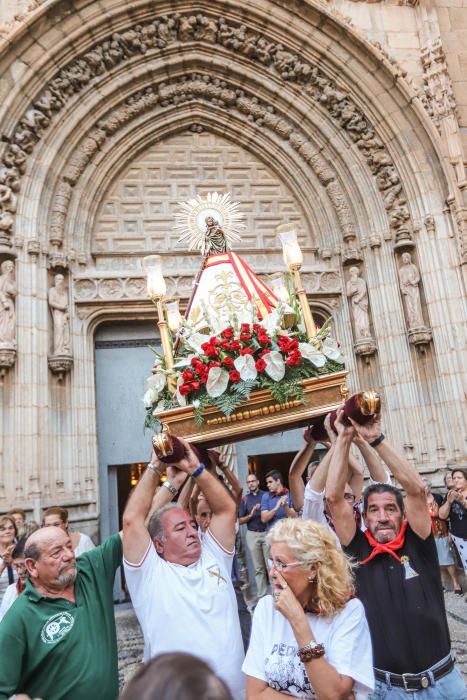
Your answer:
[143,306,344,432]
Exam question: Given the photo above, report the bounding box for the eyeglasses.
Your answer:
[268,558,303,571]
[344,493,356,502]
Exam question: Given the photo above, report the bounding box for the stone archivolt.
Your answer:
[1,12,415,247]
[49,75,356,248]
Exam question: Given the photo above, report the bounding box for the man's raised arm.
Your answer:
[324,410,357,546]
[174,439,237,551]
[350,417,430,539]
[123,451,163,563]
[289,431,316,512]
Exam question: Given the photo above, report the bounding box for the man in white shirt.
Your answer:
[122,439,245,699]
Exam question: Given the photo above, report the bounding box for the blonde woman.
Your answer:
[243,519,374,699]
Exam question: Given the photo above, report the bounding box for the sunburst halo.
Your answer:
[174,191,245,254]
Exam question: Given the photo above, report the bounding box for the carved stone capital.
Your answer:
[0,346,16,376]
[368,234,382,249]
[47,252,69,270]
[27,239,41,256]
[407,327,432,349]
[48,353,73,380]
[353,338,377,361]
[341,245,364,264]
[393,227,414,251]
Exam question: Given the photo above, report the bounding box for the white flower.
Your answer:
[152,400,166,417]
[175,376,187,407]
[206,366,230,397]
[143,387,159,408]
[263,350,286,381]
[185,333,210,355]
[260,308,282,336]
[234,354,257,381]
[322,337,344,363]
[299,343,326,368]
[146,372,166,393]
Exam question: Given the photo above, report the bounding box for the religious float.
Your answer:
[141,192,379,457]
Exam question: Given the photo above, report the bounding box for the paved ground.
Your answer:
[116,591,466,692]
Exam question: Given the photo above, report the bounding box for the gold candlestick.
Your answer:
[276,223,317,339]
[142,255,177,393]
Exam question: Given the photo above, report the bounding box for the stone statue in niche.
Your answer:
[346,266,371,340]
[48,273,71,354]
[0,259,17,346]
[398,252,424,328]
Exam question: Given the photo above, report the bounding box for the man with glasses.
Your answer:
[239,474,268,600]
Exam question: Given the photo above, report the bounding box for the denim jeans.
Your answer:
[369,655,467,699]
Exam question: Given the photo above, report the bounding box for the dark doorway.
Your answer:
[248,447,327,490]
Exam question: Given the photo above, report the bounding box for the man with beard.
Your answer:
[325,409,465,699]
[0,525,122,700]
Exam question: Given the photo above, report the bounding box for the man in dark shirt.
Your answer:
[239,474,268,599]
[260,470,297,532]
[326,410,465,699]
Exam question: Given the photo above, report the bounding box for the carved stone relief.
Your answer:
[0,12,413,247]
[397,251,432,348]
[48,272,73,379]
[0,258,17,374]
[345,265,376,360]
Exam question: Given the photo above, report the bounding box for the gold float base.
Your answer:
[157,370,348,448]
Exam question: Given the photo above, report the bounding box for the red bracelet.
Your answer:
[297,641,325,662]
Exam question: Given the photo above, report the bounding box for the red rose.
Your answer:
[209,361,221,369]
[202,344,219,358]
[240,333,251,342]
[285,350,302,366]
[259,348,271,358]
[222,356,234,368]
[220,340,231,351]
[182,369,194,382]
[229,370,241,383]
[191,357,203,368]
[230,340,241,351]
[240,348,254,355]
[221,327,234,339]
[258,333,270,346]
[210,336,221,347]
[252,323,260,332]
[179,383,191,396]
[241,323,250,332]
[255,359,266,372]
[190,381,200,391]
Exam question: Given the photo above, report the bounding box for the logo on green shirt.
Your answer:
[41,611,75,645]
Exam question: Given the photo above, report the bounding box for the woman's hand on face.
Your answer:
[272,570,306,626]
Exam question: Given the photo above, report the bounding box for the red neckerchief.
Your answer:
[305,593,355,616]
[359,520,408,565]
[16,579,26,595]
[275,488,289,498]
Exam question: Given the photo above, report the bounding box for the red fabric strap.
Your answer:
[359,520,408,565]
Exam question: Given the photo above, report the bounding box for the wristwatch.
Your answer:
[163,481,178,497]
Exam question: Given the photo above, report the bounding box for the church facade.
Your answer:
[0,0,465,537]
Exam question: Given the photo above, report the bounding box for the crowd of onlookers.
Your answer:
[0,411,466,700]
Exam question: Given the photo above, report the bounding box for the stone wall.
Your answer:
[0,0,465,532]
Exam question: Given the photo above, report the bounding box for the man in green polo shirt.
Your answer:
[0,525,122,700]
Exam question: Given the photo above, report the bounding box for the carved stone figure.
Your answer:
[346,266,371,339]
[0,260,17,346]
[398,252,424,328]
[205,216,227,254]
[48,273,71,354]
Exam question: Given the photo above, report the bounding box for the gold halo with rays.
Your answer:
[174,192,245,254]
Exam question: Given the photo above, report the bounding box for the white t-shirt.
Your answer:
[243,595,374,699]
[124,529,245,699]
[74,532,95,557]
[301,485,340,547]
[0,582,17,621]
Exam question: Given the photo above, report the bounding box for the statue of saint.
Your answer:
[48,273,71,354]
[398,252,424,328]
[204,216,227,255]
[0,259,17,346]
[346,266,371,340]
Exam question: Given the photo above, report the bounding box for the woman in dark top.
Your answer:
[439,468,467,585]
[424,479,462,594]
